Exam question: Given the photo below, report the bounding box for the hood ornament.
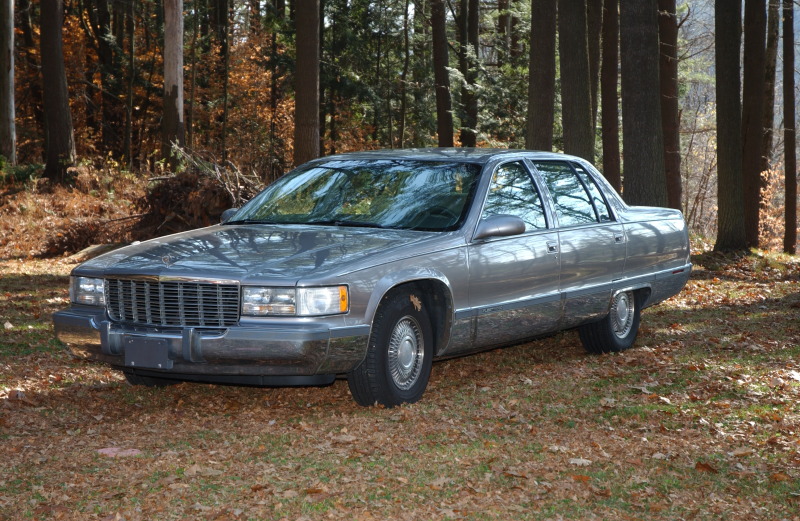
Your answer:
[162,254,177,268]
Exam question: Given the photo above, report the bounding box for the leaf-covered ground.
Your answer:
[1,252,800,520]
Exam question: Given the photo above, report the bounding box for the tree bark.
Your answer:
[713,0,747,251]
[600,0,621,191]
[587,0,603,127]
[525,0,557,151]
[41,0,76,182]
[162,0,185,167]
[760,0,779,175]
[558,0,594,161]
[431,0,454,147]
[658,0,681,210]
[741,0,767,247]
[620,0,665,206]
[0,0,15,165]
[458,0,479,147]
[293,0,320,165]
[784,0,797,253]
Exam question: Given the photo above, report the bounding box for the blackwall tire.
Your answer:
[347,289,433,407]
[579,290,641,354]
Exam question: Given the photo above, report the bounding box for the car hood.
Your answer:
[75,224,455,283]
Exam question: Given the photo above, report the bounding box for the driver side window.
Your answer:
[482,162,547,232]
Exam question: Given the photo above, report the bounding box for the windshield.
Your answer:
[228,159,482,231]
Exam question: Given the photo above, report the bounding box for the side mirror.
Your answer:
[220,208,239,223]
[472,215,526,241]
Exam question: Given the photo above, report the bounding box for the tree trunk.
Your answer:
[525,0,557,151]
[162,0,185,167]
[293,0,320,165]
[760,0,779,175]
[0,0,15,165]
[600,0,621,191]
[741,0,766,247]
[398,0,411,148]
[41,0,76,182]
[458,0,479,147]
[587,0,603,127]
[784,0,797,253]
[431,0,454,147]
[619,0,666,206]
[124,0,135,168]
[558,0,594,161]
[713,0,747,251]
[17,0,44,152]
[658,0,681,210]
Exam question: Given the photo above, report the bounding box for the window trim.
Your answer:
[474,160,553,237]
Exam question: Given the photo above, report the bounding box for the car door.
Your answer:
[465,160,562,350]
[530,160,626,328]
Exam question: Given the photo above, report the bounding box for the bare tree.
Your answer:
[41,0,76,182]
[162,0,185,167]
[714,0,747,251]
[526,0,557,151]
[0,0,14,166]
[620,0,666,206]
[293,0,320,165]
[784,0,797,253]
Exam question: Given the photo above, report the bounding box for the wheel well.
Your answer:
[383,280,453,357]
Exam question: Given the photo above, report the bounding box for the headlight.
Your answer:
[242,286,348,316]
[70,276,105,306]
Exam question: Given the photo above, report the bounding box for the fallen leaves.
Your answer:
[96,448,143,458]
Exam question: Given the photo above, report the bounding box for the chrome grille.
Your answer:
[105,278,240,327]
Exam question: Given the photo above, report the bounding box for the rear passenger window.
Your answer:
[533,161,597,227]
[572,163,612,222]
[483,161,548,231]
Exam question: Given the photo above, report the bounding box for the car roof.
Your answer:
[316,148,583,165]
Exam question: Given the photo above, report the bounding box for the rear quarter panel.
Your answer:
[619,206,691,307]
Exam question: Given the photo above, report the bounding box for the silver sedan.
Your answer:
[54,149,691,406]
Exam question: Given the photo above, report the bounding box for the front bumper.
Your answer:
[53,306,370,385]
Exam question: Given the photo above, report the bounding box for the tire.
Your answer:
[123,370,178,387]
[579,290,641,354]
[347,289,434,407]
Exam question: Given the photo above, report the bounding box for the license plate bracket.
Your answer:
[124,336,173,369]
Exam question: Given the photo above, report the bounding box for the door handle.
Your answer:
[546,241,558,254]
[614,234,626,244]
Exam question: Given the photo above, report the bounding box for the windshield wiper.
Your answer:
[306,219,392,229]
[224,219,279,225]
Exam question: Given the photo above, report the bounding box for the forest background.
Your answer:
[0,0,797,256]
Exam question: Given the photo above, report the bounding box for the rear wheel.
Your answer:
[579,290,641,354]
[347,289,433,407]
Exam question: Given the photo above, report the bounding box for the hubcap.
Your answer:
[611,291,635,339]
[387,316,424,390]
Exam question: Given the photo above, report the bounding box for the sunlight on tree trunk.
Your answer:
[162,0,185,168]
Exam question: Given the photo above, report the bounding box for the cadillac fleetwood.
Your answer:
[54,149,691,407]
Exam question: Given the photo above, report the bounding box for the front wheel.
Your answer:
[347,289,433,407]
[579,290,641,354]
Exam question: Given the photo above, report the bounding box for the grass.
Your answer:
[1,253,800,519]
